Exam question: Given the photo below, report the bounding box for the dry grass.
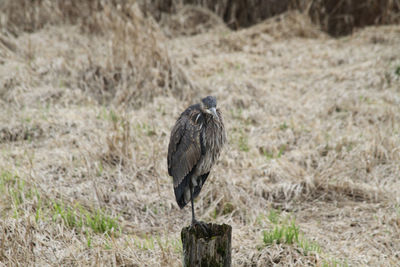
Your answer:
[303,0,400,36]
[159,5,228,38]
[1,1,400,266]
[0,0,197,108]
[149,0,400,36]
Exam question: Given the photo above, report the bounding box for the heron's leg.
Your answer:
[189,182,209,236]
[189,183,196,224]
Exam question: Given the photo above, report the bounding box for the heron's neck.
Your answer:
[203,114,213,123]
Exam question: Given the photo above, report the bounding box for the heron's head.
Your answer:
[200,96,218,119]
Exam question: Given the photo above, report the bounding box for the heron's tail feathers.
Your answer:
[174,172,209,209]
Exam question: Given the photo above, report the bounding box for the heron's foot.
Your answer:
[192,219,210,237]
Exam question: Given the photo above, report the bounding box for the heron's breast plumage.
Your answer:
[195,114,226,177]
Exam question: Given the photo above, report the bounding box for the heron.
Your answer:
[168,96,226,227]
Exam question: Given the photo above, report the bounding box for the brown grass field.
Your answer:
[1,1,400,266]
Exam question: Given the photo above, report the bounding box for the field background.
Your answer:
[1,1,400,266]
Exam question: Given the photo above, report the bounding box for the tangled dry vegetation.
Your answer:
[1,1,400,266]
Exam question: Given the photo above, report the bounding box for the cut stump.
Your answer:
[181,223,232,267]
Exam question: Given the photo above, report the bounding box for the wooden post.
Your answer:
[181,223,232,267]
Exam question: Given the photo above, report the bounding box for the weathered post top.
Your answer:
[181,223,232,267]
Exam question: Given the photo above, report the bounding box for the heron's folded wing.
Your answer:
[168,112,202,188]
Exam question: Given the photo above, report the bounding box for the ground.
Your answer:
[0,7,400,267]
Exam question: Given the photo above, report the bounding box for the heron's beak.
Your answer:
[209,107,218,119]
